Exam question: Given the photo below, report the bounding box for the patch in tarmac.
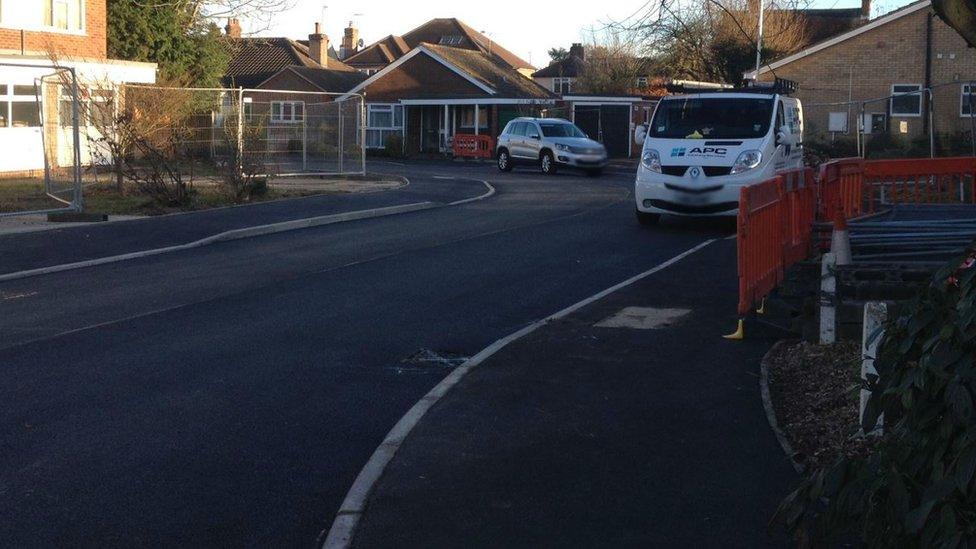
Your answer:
[594,307,691,330]
[391,349,470,375]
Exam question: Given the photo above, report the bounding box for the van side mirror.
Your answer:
[634,124,647,146]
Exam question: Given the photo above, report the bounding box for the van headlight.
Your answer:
[730,150,763,175]
[641,149,662,173]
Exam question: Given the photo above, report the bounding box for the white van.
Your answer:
[633,89,803,225]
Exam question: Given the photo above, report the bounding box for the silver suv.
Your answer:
[496,118,608,176]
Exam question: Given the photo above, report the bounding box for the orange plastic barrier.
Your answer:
[735,168,816,316]
[818,158,865,221]
[819,156,976,222]
[452,134,495,160]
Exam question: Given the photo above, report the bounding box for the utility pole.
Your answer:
[754,0,765,77]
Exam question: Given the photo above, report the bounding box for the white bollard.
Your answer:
[860,302,887,433]
[820,252,837,345]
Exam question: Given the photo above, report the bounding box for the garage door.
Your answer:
[573,104,631,158]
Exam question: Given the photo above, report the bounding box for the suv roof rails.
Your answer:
[665,77,798,96]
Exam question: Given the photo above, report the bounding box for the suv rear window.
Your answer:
[650,97,775,139]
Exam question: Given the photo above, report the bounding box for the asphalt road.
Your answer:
[0,160,732,546]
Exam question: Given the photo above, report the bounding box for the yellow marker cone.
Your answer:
[723,319,745,340]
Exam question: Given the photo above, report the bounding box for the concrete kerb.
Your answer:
[320,238,718,549]
[0,179,495,284]
[759,340,805,474]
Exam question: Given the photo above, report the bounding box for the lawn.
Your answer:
[0,177,366,217]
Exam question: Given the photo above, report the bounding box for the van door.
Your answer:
[774,100,790,170]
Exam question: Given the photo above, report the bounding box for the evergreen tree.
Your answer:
[107,0,230,86]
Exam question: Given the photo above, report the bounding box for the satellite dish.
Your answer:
[358,38,365,48]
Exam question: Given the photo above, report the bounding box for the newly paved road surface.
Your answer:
[0,161,732,546]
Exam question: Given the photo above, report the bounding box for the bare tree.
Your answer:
[142,0,296,32]
[607,0,812,84]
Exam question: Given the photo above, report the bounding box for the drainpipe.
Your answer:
[923,12,933,135]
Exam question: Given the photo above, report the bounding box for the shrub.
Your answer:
[384,133,405,158]
[777,248,976,547]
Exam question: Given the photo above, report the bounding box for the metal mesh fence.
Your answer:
[0,63,81,218]
[241,90,364,176]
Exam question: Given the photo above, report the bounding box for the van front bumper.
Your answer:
[635,177,742,217]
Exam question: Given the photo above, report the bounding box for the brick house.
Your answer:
[0,0,156,175]
[745,0,976,146]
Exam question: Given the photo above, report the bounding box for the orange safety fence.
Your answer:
[818,156,976,222]
[735,168,816,316]
[452,134,495,160]
[819,158,865,221]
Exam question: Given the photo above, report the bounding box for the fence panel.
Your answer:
[0,63,81,218]
[782,168,818,266]
[241,89,364,177]
[863,156,976,208]
[736,176,787,316]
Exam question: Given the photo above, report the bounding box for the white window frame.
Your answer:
[890,84,922,118]
[0,0,87,35]
[552,77,573,95]
[961,83,976,117]
[365,103,404,149]
[636,76,649,88]
[2,83,43,128]
[271,100,304,124]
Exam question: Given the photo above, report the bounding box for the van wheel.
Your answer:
[636,209,660,226]
[540,151,557,175]
[497,149,513,172]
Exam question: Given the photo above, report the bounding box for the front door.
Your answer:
[420,107,440,153]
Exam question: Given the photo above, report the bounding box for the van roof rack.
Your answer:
[665,77,798,96]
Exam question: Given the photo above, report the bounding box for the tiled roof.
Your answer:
[344,35,411,67]
[223,37,354,88]
[345,18,535,71]
[532,55,587,78]
[284,66,368,93]
[422,43,552,99]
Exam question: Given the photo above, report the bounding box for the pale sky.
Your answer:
[253,0,916,69]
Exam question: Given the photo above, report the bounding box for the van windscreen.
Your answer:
[650,97,775,139]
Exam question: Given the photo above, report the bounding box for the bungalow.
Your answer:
[0,0,156,176]
[341,42,553,154]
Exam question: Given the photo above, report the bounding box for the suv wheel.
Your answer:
[540,151,557,175]
[497,149,513,172]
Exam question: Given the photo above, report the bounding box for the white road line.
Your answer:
[320,237,718,549]
[0,179,497,284]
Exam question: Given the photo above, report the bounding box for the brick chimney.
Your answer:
[861,0,872,18]
[341,21,360,59]
[569,43,585,61]
[309,22,329,68]
[225,18,242,38]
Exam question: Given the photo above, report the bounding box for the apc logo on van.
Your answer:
[688,147,729,156]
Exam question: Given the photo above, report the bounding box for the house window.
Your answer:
[552,77,573,95]
[0,83,41,128]
[365,103,404,149]
[636,76,649,88]
[271,101,304,123]
[890,84,922,117]
[962,84,975,117]
[438,35,464,46]
[459,106,487,129]
[43,0,84,31]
